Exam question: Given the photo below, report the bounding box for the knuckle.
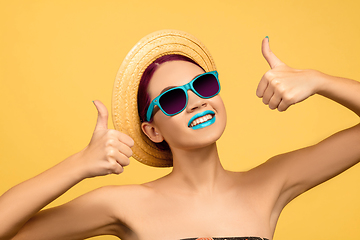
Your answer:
[277,86,286,95]
[283,94,294,104]
[105,132,113,140]
[106,138,116,147]
[107,129,117,137]
[106,148,116,158]
[110,162,124,175]
[270,79,280,87]
[264,71,274,79]
[109,161,120,171]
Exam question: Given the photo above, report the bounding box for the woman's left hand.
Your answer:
[256,37,322,112]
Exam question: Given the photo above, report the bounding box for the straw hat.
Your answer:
[112,29,216,167]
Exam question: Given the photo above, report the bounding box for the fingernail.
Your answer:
[265,36,269,41]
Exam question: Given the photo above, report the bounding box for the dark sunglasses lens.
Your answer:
[159,88,186,115]
[193,74,219,97]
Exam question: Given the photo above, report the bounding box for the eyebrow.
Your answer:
[160,86,177,95]
[158,73,204,95]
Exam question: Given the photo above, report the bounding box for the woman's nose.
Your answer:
[186,90,207,112]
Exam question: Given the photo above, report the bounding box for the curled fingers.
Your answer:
[268,93,282,110]
[114,130,134,148]
[106,140,132,166]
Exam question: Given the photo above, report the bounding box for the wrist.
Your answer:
[311,70,331,95]
[62,150,90,181]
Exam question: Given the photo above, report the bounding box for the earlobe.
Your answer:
[141,122,164,143]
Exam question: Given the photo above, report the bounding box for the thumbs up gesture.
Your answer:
[79,100,134,178]
[256,37,320,111]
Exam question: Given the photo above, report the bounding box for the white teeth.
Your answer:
[189,114,214,127]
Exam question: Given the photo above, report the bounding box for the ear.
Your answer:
[141,122,164,143]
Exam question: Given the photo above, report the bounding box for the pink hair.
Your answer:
[137,54,204,150]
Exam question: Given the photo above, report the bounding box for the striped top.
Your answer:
[181,237,269,240]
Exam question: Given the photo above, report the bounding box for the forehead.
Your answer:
[147,60,205,99]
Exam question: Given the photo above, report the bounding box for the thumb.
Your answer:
[262,36,283,69]
[93,100,108,131]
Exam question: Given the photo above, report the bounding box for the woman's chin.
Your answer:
[168,127,225,151]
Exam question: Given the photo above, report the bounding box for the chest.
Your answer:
[121,191,272,240]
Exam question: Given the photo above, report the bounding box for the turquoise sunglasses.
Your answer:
[146,71,220,122]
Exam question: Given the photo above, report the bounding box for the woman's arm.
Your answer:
[0,101,134,240]
[11,186,127,240]
[255,38,360,212]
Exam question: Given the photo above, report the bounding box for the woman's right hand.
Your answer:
[0,100,134,240]
[79,100,134,178]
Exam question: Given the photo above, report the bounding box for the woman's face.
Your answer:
[144,60,227,150]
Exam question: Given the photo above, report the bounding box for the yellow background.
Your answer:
[1,0,360,239]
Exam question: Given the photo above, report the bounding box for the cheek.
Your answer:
[152,112,193,148]
[157,116,184,136]
[212,95,227,118]
[210,96,227,134]
[153,113,185,139]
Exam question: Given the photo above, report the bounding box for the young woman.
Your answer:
[0,30,359,240]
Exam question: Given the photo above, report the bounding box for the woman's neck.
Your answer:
[168,142,229,194]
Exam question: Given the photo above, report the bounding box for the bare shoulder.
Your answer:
[226,164,282,189]
[100,184,157,211]
[69,184,152,219]
[228,162,286,207]
[96,184,154,205]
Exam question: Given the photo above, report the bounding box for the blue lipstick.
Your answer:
[188,110,216,130]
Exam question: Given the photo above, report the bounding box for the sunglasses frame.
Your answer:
[146,71,220,122]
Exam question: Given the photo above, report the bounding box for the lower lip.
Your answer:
[190,116,216,130]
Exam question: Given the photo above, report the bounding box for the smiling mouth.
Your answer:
[188,114,215,128]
